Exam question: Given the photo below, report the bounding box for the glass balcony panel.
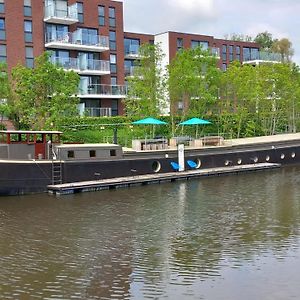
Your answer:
[45,30,109,51]
[79,84,128,97]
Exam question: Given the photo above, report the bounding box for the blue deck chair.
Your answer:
[187,160,197,169]
[170,161,179,171]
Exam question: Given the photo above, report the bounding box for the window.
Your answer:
[222,44,227,61]
[24,20,32,42]
[78,27,98,45]
[229,45,233,61]
[0,0,4,14]
[111,100,118,117]
[124,38,139,55]
[98,5,105,26]
[191,40,209,50]
[236,46,241,61]
[110,54,117,73]
[24,0,32,17]
[109,7,116,27]
[0,18,5,40]
[0,44,6,62]
[109,31,116,50]
[251,48,259,60]
[243,47,250,61]
[25,46,34,68]
[77,2,83,23]
[111,76,117,85]
[124,59,134,75]
[89,150,96,158]
[67,151,75,158]
[222,63,227,71]
[177,38,183,51]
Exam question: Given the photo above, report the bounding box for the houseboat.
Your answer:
[1,130,300,195]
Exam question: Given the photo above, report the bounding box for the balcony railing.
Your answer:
[243,51,281,63]
[44,2,78,24]
[78,84,128,99]
[45,30,109,52]
[85,107,112,117]
[124,66,140,77]
[50,56,110,75]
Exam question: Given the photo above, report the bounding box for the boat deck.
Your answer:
[48,163,281,196]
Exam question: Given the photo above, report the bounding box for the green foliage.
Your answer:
[254,31,274,51]
[124,43,166,117]
[10,52,80,130]
[271,38,294,63]
[168,46,221,117]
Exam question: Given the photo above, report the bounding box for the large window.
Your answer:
[98,6,105,26]
[0,0,4,14]
[24,20,32,42]
[222,44,227,61]
[177,38,183,51]
[110,54,117,73]
[124,38,139,55]
[111,99,118,116]
[77,2,83,23]
[0,44,6,62]
[243,47,250,61]
[0,18,5,40]
[191,40,209,50]
[25,46,34,68]
[236,46,241,61]
[251,48,259,60]
[109,31,116,50]
[109,7,116,27]
[24,0,32,17]
[229,45,234,61]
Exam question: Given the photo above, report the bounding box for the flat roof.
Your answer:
[56,143,119,149]
[0,130,62,134]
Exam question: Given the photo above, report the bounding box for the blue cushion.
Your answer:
[170,161,179,170]
[187,160,197,169]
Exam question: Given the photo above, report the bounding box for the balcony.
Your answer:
[85,107,112,117]
[44,1,78,25]
[78,84,128,99]
[124,65,141,77]
[51,56,110,76]
[45,30,109,52]
[124,44,141,59]
[243,51,281,65]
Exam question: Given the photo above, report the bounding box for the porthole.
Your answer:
[225,160,230,166]
[237,158,242,165]
[196,158,202,169]
[291,152,296,158]
[281,153,285,160]
[253,157,258,163]
[152,161,161,173]
[266,155,270,162]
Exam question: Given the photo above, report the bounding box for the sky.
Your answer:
[123,0,300,64]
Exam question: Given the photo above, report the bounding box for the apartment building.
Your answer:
[0,0,280,117]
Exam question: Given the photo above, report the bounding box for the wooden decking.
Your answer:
[47,163,281,196]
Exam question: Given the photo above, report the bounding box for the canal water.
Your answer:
[1,166,300,300]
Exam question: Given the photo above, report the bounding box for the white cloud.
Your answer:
[124,0,300,64]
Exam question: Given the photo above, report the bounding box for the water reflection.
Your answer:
[1,166,300,299]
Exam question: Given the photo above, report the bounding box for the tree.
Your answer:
[271,38,294,63]
[254,31,274,51]
[168,46,221,116]
[224,33,253,42]
[124,43,166,117]
[11,52,80,130]
[0,63,12,125]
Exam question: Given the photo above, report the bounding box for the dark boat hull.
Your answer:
[0,142,300,196]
